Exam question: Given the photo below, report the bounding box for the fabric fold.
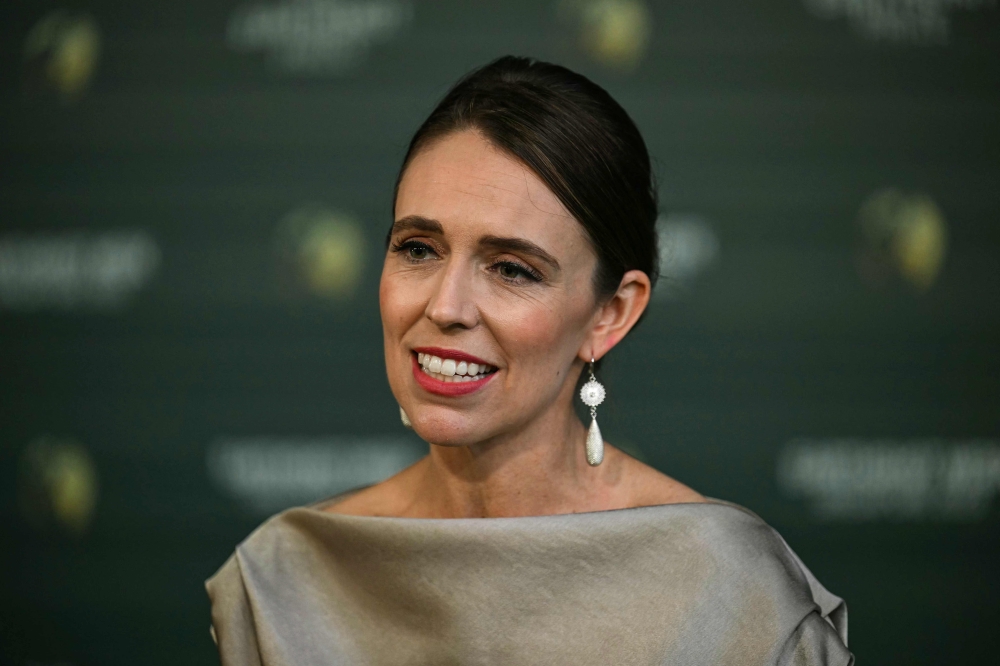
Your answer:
[207,501,852,665]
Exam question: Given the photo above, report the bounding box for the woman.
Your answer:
[207,57,852,665]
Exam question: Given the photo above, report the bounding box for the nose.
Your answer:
[425,259,479,330]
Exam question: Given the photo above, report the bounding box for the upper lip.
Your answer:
[412,346,495,367]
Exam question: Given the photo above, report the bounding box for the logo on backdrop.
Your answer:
[0,231,161,311]
[805,0,997,44]
[778,438,1000,521]
[207,436,425,514]
[273,204,366,300]
[854,188,947,292]
[23,11,101,100]
[655,214,720,300]
[227,0,413,74]
[18,436,99,536]
[558,0,653,70]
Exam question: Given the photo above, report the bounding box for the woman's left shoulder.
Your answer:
[664,496,852,654]
[609,451,850,648]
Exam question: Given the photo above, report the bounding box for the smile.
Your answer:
[418,352,496,382]
[411,347,498,396]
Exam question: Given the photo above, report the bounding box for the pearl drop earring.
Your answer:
[579,358,606,466]
[399,406,412,428]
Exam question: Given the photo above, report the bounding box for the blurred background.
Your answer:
[1,0,998,664]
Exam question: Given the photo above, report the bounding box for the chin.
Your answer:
[408,405,491,447]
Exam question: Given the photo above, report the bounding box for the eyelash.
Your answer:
[489,259,543,283]
[390,239,543,283]
[390,239,434,259]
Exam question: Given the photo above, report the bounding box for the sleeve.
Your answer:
[773,531,850,646]
[775,611,855,666]
[205,554,264,666]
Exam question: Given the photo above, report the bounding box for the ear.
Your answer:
[579,270,652,362]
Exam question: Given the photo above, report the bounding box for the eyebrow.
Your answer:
[390,215,444,236]
[389,216,561,271]
[480,235,561,271]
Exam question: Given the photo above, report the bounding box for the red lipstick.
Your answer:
[411,351,496,397]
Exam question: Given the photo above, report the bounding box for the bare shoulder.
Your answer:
[609,445,706,507]
[321,458,426,517]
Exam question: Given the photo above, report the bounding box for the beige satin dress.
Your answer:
[206,499,852,665]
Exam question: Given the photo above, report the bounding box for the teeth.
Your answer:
[417,353,495,382]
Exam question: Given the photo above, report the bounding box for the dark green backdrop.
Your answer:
[2,1,998,664]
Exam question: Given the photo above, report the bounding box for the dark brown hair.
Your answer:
[393,56,659,299]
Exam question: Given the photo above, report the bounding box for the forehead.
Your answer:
[395,130,588,251]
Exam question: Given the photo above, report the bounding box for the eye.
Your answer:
[391,240,437,262]
[498,263,521,279]
[491,260,542,283]
[408,245,430,260]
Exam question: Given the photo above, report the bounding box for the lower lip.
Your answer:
[411,354,496,396]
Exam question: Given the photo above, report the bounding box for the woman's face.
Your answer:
[381,130,604,446]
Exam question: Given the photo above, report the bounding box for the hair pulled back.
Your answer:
[393,56,659,299]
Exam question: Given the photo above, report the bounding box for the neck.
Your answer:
[412,397,621,518]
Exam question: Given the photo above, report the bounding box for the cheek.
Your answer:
[490,291,593,368]
[379,267,423,353]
